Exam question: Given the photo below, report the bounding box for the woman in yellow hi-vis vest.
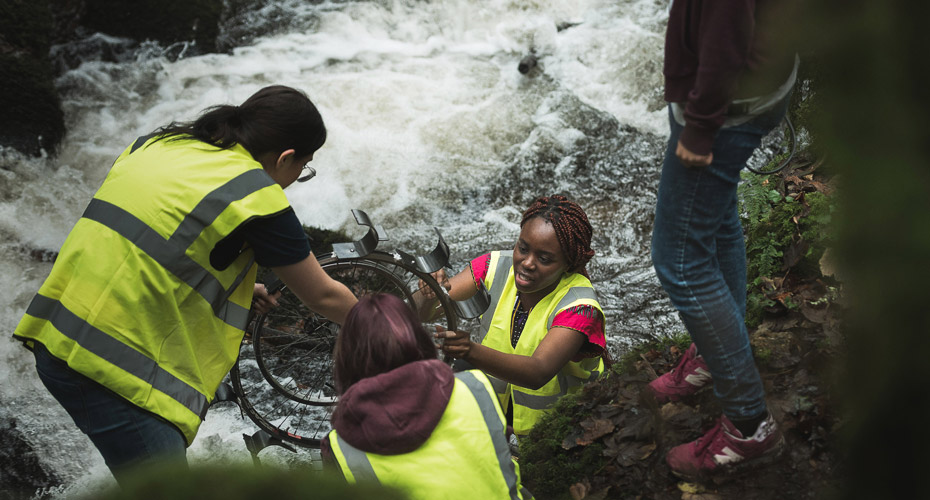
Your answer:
[428,195,608,438]
[13,85,357,485]
[322,293,532,500]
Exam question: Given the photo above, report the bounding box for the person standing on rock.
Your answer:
[12,85,358,485]
[646,0,799,481]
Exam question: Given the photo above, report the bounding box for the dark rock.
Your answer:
[81,0,224,55]
[518,54,538,75]
[0,55,65,157]
[0,415,60,499]
[0,1,66,156]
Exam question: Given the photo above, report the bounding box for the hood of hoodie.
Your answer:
[330,359,454,455]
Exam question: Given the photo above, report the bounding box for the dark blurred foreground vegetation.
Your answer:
[80,462,407,500]
[811,2,930,499]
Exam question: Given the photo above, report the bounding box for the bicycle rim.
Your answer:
[231,251,457,448]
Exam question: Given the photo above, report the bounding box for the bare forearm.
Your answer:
[463,343,552,390]
[295,279,356,325]
[272,255,358,325]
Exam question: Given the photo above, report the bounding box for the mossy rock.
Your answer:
[0,55,65,156]
[82,0,223,54]
[304,225,352,256]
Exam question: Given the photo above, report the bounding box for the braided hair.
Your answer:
[520,195,595,277]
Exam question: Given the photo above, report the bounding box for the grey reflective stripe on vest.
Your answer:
[335,435,380,485]
[170,170,276,246]
[546,286,599,330]
[487,374,509,395]
[81,168,275,330]
[478,253,513,343]
[26,294,209,419]
[336,372,522,499]
[456,371,522,500]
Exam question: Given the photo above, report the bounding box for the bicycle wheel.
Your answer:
[230,251,458,448]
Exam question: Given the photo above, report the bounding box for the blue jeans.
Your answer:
[33,343,187,485]
[651,99,788,421]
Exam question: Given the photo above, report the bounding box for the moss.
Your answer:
[82,0,223,53]
[303,225,352,256]
[521,392,607,499]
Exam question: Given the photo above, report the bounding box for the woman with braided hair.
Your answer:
[432,195,607,437]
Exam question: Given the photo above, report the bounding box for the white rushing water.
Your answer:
[0,0,679,496]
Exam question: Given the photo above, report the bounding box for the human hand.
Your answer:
[435,328,471,359]
[251,283,281,315]
[418,269,450,300]
[676,139,713,167]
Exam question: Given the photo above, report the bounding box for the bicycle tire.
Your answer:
[230,251,457,448]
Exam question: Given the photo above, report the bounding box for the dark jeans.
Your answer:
[651,98,789,421]
[33,342,187,485]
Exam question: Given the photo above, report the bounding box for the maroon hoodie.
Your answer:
[664,0,797,155]
[322,359,455,463]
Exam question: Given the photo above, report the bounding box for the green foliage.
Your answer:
[521,393,605,498]
[739,170,837,327]
[754,346,773,366]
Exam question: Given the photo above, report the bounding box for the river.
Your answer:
[0,0,699,496]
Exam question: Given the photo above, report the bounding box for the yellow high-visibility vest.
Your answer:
[14,135,292,445]
[478,251,605,436]
[329,370,533,500]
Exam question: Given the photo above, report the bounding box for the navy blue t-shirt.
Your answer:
[210,208,311,270]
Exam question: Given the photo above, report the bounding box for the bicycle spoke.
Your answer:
[230,251,459,448]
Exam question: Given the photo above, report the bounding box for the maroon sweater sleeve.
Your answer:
[664,0,756,155]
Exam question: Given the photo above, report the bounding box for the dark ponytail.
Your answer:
[154,85,326,158]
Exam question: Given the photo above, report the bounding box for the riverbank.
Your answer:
[519,154,846,499]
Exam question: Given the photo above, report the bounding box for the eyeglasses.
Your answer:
[297,164,317,183]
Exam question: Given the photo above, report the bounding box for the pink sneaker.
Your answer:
[666,413,785,480]
[647,343,712,403]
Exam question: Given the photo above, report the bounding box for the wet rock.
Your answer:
[81,0,223,55]
[0,1,66,157]
[518,53,538,75]
[0,415,60,499]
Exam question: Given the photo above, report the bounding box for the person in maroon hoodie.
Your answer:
[321,294,533,499]
[647,0,799,481]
